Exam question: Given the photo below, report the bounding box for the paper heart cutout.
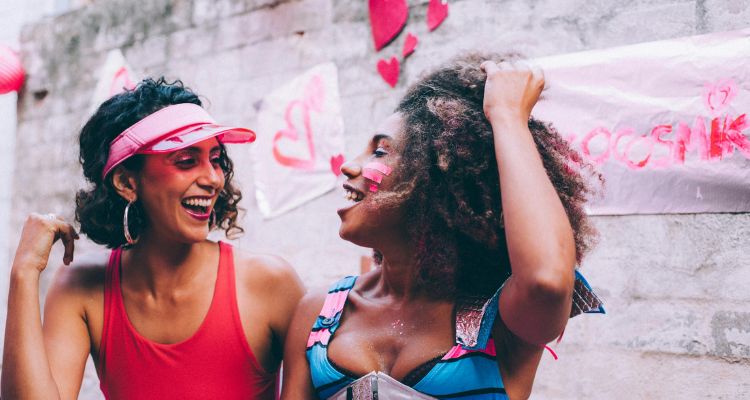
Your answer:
[330,154,345,176]
[377,57,400,88]
[427,0,449,31]
[703,79,737,115]
[402,32,418,58]
[369,0,409,51]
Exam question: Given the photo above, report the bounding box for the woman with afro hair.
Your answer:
[281,53,604,399]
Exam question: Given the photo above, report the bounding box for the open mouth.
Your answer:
[181,196,212,219]
[343,184,364,203]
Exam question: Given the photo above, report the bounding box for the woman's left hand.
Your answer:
[480,60,545,128]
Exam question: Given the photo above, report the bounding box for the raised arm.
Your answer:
[482,61,576,345]
[2,214,90,399]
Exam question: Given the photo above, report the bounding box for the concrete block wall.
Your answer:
[2,0,748,398]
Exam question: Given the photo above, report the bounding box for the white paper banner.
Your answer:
[252,63,346,218]
[533,28,750,214]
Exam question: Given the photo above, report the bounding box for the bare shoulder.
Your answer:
[296,286,329,317]
[49,250,110,295]
[231,246,301,290]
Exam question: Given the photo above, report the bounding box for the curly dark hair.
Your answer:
[75,77,243,248]
[385,53,601,298]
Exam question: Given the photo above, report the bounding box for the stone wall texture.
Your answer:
[2,0,749,398]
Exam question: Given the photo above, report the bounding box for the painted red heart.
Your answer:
[272,99,317,170]
[427,0,449,31]
[703,79,737,115]
[330,154,345,176]
[402,32,418,58]
[377,57,400,88]
[369,0,409,51]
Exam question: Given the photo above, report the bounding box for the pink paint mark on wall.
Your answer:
[272,75,326,170]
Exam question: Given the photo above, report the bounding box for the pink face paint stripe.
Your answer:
[368,184,379,193]
[364,161,392,175]
[362,168,384,184]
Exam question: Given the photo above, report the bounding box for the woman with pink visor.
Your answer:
[2,78,304,399]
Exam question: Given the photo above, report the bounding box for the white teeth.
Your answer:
[183,198,211,207]
[343,189,362,202]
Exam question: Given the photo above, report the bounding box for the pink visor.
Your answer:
[102,103,255,178]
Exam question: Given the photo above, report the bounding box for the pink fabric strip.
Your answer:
[544,345,559,360]
[442,339,497,360]
[307,329,333,347]
[320,290,350,318]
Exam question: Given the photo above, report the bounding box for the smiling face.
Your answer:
[338,113,409,248]
[134,137,225,244]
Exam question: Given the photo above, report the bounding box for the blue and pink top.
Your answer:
[306,272,604,399]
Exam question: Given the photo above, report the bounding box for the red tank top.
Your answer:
[97,241,277,399]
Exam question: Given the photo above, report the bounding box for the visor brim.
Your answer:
[138,123,256,154]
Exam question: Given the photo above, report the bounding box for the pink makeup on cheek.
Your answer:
[362,161,393,193]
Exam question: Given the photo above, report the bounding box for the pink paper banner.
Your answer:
[533,28,750,214]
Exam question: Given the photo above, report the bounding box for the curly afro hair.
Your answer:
[75,77,244,248]
[384,52,601,298]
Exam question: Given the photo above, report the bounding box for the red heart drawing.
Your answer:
[272,78,327,170]
[369,0,409,51]
[402,32,418,58]
[377,57,400,88]
[330,154,345,176]
[703,79,737,115]
[272,100,316,170]
[427,0,449,31]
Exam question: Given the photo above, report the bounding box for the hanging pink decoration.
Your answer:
[426,0,449,31]
[369,0,409,51]
[377,57,400,88]
[0,45,25,95]
[402,33,418,58]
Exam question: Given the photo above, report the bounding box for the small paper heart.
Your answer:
[330,154,345,176]
[402,33,418,58]
[369,0,409,51]
[377,57,400,88]
[427,0,449,31]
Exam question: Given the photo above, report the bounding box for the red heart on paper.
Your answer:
[377,57,400,88]
[330,154,345,176]
[402,32,418,58]
[703,79,737,115]
[427,0,449,31]
[369,0,409,51]
[272,100,316,170]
